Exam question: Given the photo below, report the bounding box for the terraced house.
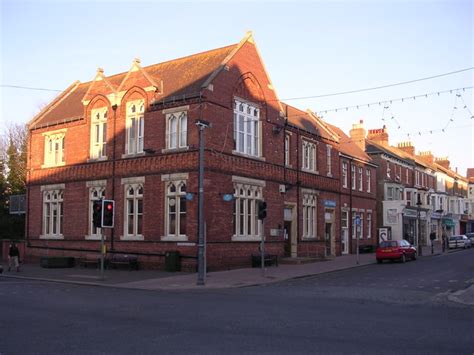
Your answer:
[25,33,376,270]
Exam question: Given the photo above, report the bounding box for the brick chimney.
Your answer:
[349,120,366,151]
[397,141,415,156]
[418,151,434,164]
[367,125,389,146]
[435,156,450,169]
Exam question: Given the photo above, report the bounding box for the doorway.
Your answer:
[325,223,332,257]
[284,205,297,258]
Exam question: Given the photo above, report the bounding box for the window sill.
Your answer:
[302,168,319,175]
[41,162,66,169]
[232,235,262,242]
[85,235,103,240]
[161,147,189,154]
[301,236,317,240]
[39,234,64,240]
[327,173,333,177]
[87,156,108,163]
[161,235,188,242]
[232,150,265,162]
[121,152,145,159]
[120,235,144,241]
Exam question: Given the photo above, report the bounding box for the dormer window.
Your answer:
[90,107,107,159]
[126,100,144,155]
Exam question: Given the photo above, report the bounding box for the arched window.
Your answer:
[126,99,145,155]
[165,180,187,238]
[166,111,187,149]
[233,183,262,239]
[42,188,64,238]
[90,107,108,159]
[233,99,260,157]
[124,183,143,237]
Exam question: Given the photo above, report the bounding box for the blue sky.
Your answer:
[1,0,472,175]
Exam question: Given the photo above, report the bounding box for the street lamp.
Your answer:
[196,119,211,286]
[416,194,423,256]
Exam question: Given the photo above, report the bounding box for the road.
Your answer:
[1,249,472,355]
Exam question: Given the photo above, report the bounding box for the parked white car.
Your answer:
[448,235,472,249]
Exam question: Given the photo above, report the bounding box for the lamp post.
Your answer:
[416,194,423,256]
[196,119,211,286]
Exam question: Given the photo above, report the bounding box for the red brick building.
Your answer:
[25,33,373,270]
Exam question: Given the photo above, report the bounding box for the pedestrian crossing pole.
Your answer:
[100,232,105,280]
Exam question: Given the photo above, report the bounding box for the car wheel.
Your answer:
[401,254,406,263]
[376,259,382,264]
[412,253,417,261]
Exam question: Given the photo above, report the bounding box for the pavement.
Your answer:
[1,245,472,305]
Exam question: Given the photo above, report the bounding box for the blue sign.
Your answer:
[324,200,337,208]
[185,193,194,201]
[222,194,234,202]
[355,216,361,226]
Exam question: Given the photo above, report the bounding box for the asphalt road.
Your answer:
[1,249,473,355]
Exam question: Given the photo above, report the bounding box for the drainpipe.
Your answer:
[296,127,301,256]
[110,104,118,251]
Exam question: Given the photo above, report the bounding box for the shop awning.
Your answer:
[442,218,455,227]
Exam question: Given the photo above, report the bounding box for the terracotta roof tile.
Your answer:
[32,44,238,128]
[325,123,373,163]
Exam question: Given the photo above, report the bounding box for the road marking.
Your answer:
[448,280,459,283]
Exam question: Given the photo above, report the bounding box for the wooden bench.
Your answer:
[77,254,101,268]
[108,254,139,271]
[251,254,278,268]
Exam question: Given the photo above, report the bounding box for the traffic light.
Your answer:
[92,200,102,228]
[258,200,267,220]
[101,200,115,228]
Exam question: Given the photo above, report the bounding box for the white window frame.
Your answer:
[86,181,106,240]
[40,184,65,239]
[352,211,357,239]
[359,212,364,239]
[367,212,372,239]
[125,100,145,155]
[342,161,348,188]
[122,180,144,240]
[358,167,363,191]
[406,168,409,183]
[351,164,356,190]
[366,169,371,193]
[90,107,108,160]
[302,193,317,239]
[162,179,188,241]
[233,98,261,157]
[232,182,263,241]
[42,129,66,168]
[386,162,391,178]
[166,111,188,150]
[285,133,290,166]
[326,145,332,176]
[302,140,317,173]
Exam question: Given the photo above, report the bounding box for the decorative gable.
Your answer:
[82,68,118,106]
[117,58,163,96]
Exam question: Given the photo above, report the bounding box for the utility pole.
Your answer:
[196,119,211,286]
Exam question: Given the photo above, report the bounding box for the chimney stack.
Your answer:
[397,141,415,156]
[349,120,366,151]
[418,151,434,164]
[435,156,450,170]
[367,125,389,146]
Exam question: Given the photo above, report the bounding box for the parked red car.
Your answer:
[376,240,417,263]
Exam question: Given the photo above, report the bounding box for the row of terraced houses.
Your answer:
[25,33,472,270]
